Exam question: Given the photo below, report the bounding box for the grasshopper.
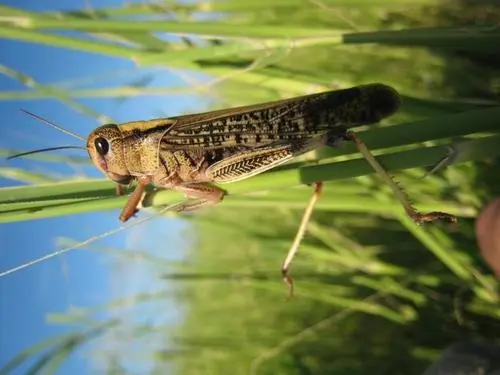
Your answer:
[10,83,456,295]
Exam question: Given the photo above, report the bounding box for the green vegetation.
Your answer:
[1,0,500,374]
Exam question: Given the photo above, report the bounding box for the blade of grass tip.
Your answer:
[467,300,500,319]
[52,66,159,90]
[48,290,169,319]
[57,237,175,267]
[88,28,170,52]
[253,280,409,323]
[246,64,338,91]
[306,221,371,258]
[46,310,102,325]
[0,167,57,184]
[56,237,170,264]
[0,27,139,59]
[351,275,427,305]
[0,319,116,375]
[23,345,69,375]
[0,64,111,122]
[36,345,77,375]
[305,223,407,275]
[296,244,382,274]
[23,321,118,375]
[0,333,76,374]
[471,274,500,303]
[471,284,500,305]
[199,67,331,95]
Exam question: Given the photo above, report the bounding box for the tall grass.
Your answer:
[1,1,500,374]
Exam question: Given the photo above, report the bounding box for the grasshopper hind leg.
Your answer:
[344,131,457,224]
[324,128,456,224]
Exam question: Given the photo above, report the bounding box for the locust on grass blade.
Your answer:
[9,83,457,295]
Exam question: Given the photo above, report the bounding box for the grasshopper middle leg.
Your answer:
[281,182,324,298]
[173,183,226,213]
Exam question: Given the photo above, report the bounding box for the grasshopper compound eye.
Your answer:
[94,137,110,156]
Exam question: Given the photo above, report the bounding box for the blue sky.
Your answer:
[0,1,209,373]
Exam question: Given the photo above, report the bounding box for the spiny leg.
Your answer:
[173,183,226,213]
[346,132,457,224]
[281,182,323,298]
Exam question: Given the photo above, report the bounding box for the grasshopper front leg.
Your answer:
[119,177,150,222]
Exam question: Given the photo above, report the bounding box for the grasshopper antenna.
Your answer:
[7,110,87,159]
[20,109,86,142]
[7,146,86,160]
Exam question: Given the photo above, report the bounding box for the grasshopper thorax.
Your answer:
[87,124,132,185]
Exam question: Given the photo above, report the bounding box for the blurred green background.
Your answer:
[1,0,500,374]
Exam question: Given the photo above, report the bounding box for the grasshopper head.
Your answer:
[87,124,133,185]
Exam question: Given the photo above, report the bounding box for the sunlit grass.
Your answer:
[1,0,500,374]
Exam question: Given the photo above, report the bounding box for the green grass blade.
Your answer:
[1,134,498,223]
